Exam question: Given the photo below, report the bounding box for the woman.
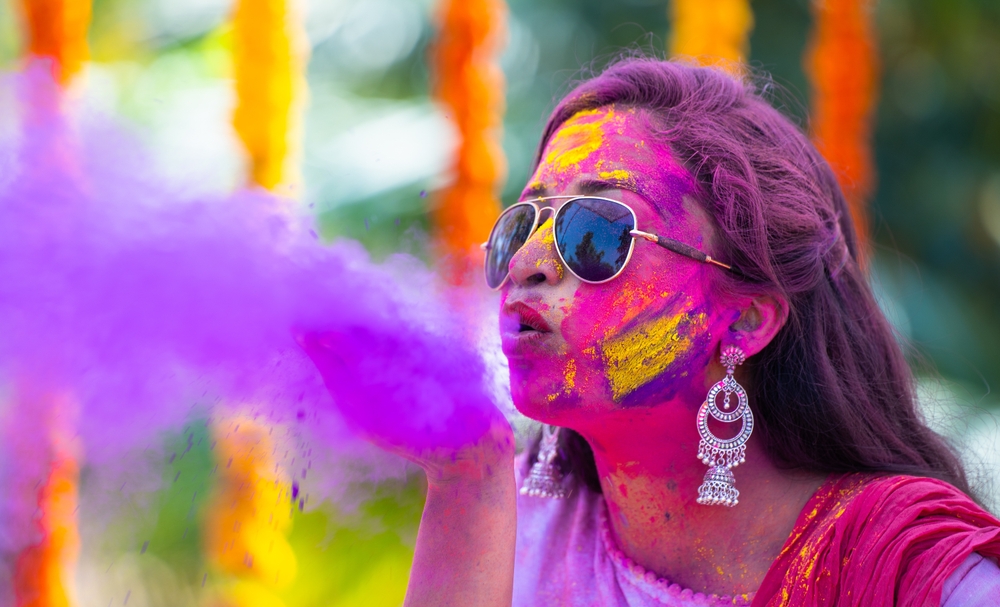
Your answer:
[319,59,1000,605]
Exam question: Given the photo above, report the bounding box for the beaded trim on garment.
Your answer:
[597,500,755,607]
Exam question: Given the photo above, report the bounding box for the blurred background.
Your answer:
[0,0,998,605]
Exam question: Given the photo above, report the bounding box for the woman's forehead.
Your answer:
[526,106,697,212]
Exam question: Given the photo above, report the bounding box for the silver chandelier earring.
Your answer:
[696,345,753,507]
[520,424,571,499]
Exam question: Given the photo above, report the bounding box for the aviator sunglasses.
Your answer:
[482,196,737,290]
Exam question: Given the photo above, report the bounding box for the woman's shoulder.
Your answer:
[783,473,999,532]
[756,473,1000,607]
[816,473,1000,547]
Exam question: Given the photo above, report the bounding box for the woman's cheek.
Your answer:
[538,345,613,411]
[562,273,722,407]
[599,306,709,403]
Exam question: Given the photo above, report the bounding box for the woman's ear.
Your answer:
[727,294,788,357]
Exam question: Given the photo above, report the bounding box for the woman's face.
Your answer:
[499,106,741,428]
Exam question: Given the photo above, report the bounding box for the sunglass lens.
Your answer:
[554,198,635,282]
[485,204,537,289]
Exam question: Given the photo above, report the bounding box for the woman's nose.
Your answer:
[507,218,566,287]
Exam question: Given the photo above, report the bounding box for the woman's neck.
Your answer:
[576,405,826,597]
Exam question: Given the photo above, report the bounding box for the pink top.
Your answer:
[512,455,1000,606]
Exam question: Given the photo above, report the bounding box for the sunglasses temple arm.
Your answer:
[630,230,735,273]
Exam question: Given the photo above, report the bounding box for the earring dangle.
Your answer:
[696,345,753,507]
[520,424,571,499]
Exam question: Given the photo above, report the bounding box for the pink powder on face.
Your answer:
[505,106,736,418]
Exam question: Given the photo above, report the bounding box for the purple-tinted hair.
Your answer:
[535,58,970,496]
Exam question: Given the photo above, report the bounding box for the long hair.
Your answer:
[532,57,970,496]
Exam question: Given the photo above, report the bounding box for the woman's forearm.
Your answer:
[404,462,517,607]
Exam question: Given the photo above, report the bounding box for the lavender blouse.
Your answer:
[512,455,1000,606]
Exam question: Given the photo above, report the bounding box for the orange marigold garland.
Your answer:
[12,4,89,605]
[13,446,80,607]
[804,0,879,259]
[17,0,91,84]
[669,0,754,71]
[10,391,81,607]
[430,0,507,278]
[222,5,307,601]
[204,417,297,606]
[231,0,308,194]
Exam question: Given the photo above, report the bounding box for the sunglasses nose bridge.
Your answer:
[505,206,566,288]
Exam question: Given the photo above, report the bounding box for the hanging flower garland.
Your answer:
[231,0,308,194]
[669,0,754,72]
[17,0,91,83]
[204,417,297,606]
[430,0,507,278]
[209,5,307,602]
[11,397,80,607]
[11,3,89,605]
[804,0,879,258]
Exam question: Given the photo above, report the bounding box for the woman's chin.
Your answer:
[510,384,588,426]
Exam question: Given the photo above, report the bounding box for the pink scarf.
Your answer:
[753,474,1000,606]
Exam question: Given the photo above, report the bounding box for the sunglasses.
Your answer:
[482,196,736,290]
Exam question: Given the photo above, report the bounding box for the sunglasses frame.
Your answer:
[482,195,735,290]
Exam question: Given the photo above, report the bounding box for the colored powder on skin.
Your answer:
[607,282,673,333]
[564,358,577,390]
[525,179,548,195]
[543,108,617,174]
[0,70,502,548]
[546,358,577,402]
[530,219,564,280]
[537,218,555,247]
[597,169,633,183]
[600,312,707,401]
[538,217,566,280]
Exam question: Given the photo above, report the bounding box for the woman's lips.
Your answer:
[500,301,555,356]
[509,301,552,332]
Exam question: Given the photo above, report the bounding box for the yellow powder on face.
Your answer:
[564,358,577,390]
[530,219,563,279]
[525,179,547,194]
[543,108,617,173]
[607,282,670,333]
[597,169,633,182]
[601,312,707,401]
[547,358,578,402]
[537,218,555,246]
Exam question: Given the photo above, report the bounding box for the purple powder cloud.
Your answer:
[0,67,499,476]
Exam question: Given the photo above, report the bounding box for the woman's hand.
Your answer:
[297,324,510,456]
[298,325,517,607]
